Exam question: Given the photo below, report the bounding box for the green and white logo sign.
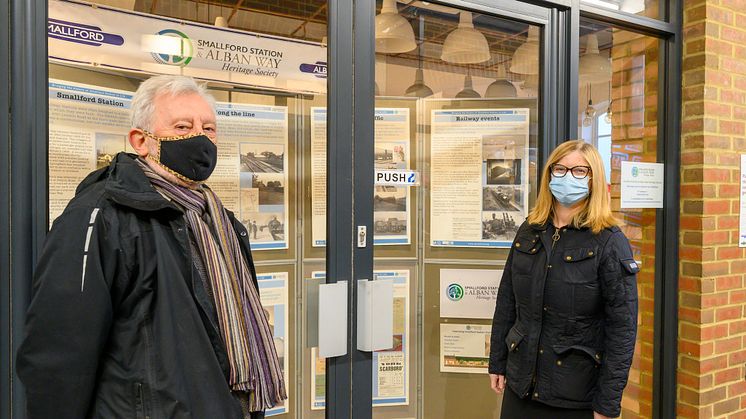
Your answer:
[446,283,464,301]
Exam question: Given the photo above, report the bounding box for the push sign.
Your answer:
[375,170,419,186]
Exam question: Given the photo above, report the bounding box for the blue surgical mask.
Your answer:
[549,174,589,207]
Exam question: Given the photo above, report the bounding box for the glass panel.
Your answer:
[578,18,659,418]
[580,0,662,20]
[46,0,328,418]
[374,1,542,418]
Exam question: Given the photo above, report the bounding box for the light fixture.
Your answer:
[375,0,416,54]
[583,84,595,127]
[404,68,433,97]
[604,81,613,124]
[579,34,612,84]
[510,26,539,75]
[485,63,517,98]
[441,12,491,64]
[214,16,228,28]
[456,74,481,98]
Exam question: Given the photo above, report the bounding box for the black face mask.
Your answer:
[143,130,218,183]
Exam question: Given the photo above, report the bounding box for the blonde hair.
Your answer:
[526,140,617,234]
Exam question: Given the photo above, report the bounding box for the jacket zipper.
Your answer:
[529,226,561,398]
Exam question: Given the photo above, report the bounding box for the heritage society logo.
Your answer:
[632,166,639,177]
[151,29,194,67]
[47,18,124,47]
[299,61,328,78]
[446,283,464,301]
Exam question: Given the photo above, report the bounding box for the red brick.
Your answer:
[715,306,742,321]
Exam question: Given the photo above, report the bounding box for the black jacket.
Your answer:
[17,153,260,419]
[489,220,639,418]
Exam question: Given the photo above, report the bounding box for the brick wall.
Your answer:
[680,0,746,417]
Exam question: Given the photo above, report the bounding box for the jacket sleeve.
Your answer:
[16,206,118,419]
[592,230,639,417]
[488,245,516,375]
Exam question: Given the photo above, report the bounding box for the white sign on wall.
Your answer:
[439,269,501,319]
[620,161,665,209]
[48,0,327,93]
[738,154,746,247]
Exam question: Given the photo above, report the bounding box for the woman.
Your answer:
[488,140,639,419]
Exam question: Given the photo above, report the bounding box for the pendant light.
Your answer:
[604,81,613,124]
[582,84,595,127]
[485,63,517,98]
[375,0,416,54]
[441,12,490,64]
[456,74,481,98]
[510,26,539,75]
[404,15,432,98]
[579,34,611,84]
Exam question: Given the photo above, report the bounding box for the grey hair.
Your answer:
[130,75,216,131]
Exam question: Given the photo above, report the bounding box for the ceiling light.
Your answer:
[375,0,416,54]
[456,74,481,98]
[579,34,611,84]
[441,12,491,64]
[404,68,433,98]
[485,63,517,98]
[214,16,228,28]
[510,26,539,75]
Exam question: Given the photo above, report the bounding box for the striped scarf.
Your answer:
[137,160,286,411]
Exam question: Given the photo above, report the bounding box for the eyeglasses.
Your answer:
[551,164,592,179]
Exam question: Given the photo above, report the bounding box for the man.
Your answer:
[17,75,286,419]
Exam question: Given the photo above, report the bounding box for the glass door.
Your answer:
[370,1,550,418]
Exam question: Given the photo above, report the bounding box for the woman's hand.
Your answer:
[489,374,506,394]
[593,412,612,419]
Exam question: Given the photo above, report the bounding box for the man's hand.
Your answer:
[489,374,506,395]
[594,412,612,419]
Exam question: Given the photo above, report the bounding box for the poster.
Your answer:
[311,107,412,246]
[47,80,289,251]
[48,79,134,226]
[430,109,530,248]
[49,0,326,94]
[740,155,746,247]
[213,102,290,250]
[439,269,501,319]
[620,161,665,209]
[310,270,410,409]
[439,323,491,374]
[256,272,290,417]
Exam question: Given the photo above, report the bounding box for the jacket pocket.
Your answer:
[550,345,602,402]
[511,233,543,279]
[561,247,598,284]
[504,326,525,378]
[133,382,151,419]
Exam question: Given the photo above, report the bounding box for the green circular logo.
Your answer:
[150,29,193,67]
[446,283,464,301]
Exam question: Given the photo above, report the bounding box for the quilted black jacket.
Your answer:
[489,220,639,417]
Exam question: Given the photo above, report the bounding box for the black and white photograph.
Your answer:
[374,142,407,170]
[482,135,524,161]
[240,212,285,242]
[252,173,285,206]
[483,186,523,212]
[240,143,284,173]
[374,186,407,212]
[481,211,521,241]
[485,159,522,185]
[95,133,126,169]
[373,211,408,236]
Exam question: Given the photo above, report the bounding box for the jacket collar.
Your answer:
[83,152,182,213]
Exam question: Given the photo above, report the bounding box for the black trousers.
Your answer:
[500,387,594,419]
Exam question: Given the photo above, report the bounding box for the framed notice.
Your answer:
[439,323,491,374]
[311,107,413,247]
[430,108,530,248]
[256,272,290,417]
